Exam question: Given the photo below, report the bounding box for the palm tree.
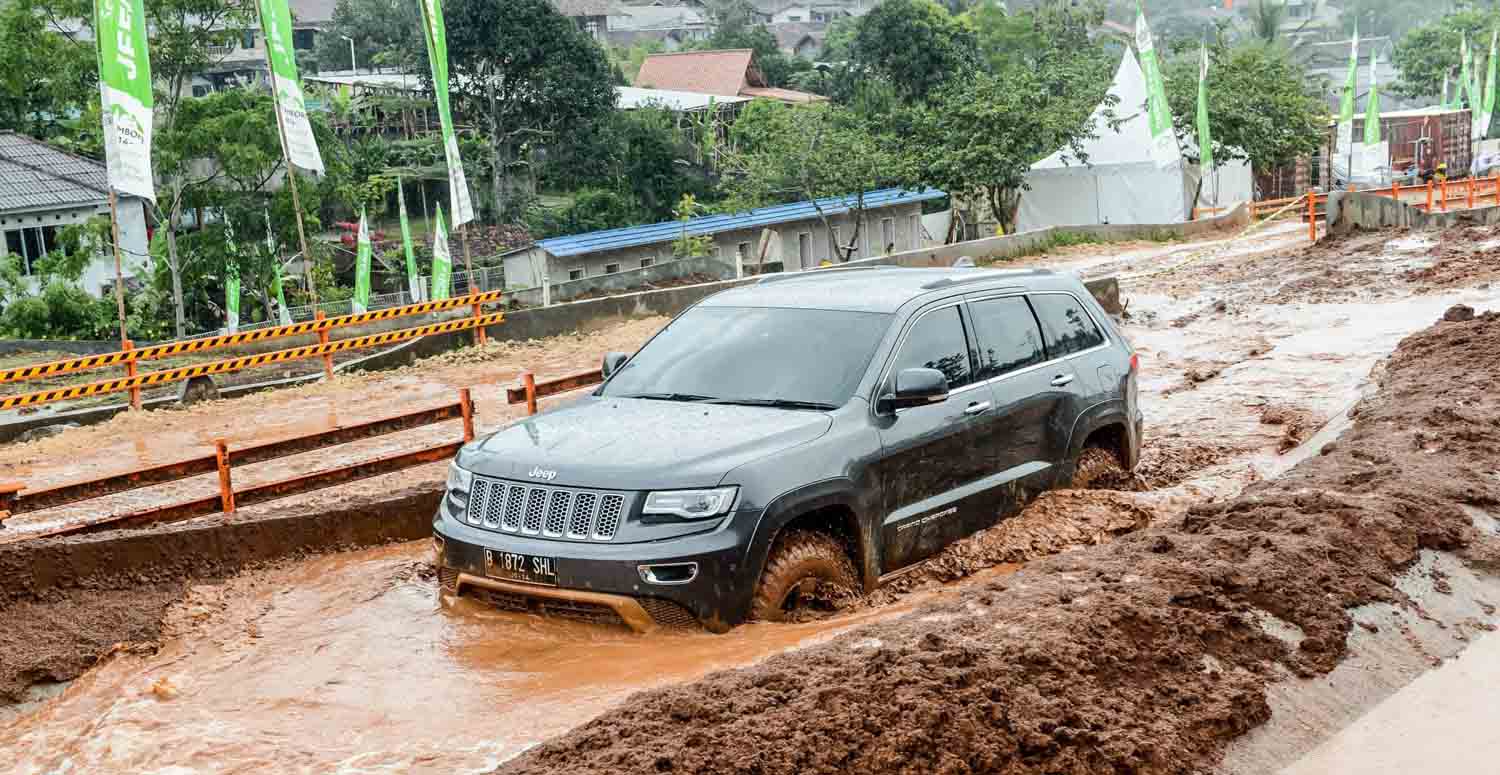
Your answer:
[1245,0,1314,52]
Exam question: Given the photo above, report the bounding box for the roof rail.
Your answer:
[754,263,901,285]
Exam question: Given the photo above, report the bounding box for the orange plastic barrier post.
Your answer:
[315,310,334,380]
[123,339,141,411]
[1468,177,1475,209]
[1307,194,1316,242]
[214,438,235,514]
[1441,180,1449,211]
[459,388,475,442]
[472,298,486,346]
[1427,180,1434,211]
[523,371,537,416]
[1391,181,1399,201]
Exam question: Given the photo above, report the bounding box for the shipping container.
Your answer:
[1325,107,1473,184]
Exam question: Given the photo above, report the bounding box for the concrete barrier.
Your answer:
[1329,190,1500,233]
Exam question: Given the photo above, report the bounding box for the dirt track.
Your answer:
[503,310,1500,775]
[5,222,1500,772]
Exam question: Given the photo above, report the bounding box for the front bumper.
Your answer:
[433,501,763,632]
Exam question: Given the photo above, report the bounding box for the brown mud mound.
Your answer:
[502,312,1500,775]
[870,491,1154,601]
[1132,436,1245,489]
[1408,226,1500,291]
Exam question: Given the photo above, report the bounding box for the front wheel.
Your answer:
[1070,446,1127,489]
[750,530,859,623]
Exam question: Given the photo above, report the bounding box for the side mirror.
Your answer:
[878,367,949,413]
[602,352,630,379]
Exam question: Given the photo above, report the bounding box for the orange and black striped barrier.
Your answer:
[0,311,504,412]
[0,291,503,386]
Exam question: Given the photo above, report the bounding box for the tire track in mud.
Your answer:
[501,311,1500,775]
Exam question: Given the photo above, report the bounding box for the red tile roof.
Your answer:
[634,49,756,96]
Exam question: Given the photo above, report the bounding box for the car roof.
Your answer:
[697,267,1073,314]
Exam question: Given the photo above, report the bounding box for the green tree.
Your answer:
[316,0,424,73]
[443,0,616,219]
[1163,40,1327,175]
[1392,10,1500,100]
[721,102,906,261]
[697,23,805,87]
[849,0,976,103]
[0,0,95,137]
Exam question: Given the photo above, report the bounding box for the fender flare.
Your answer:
[743,478,879,593]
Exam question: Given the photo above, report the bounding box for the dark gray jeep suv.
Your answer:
[433,266,1140,631]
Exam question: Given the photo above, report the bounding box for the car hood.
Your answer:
[456,396,834,490]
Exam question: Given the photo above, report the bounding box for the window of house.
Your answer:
[736,241,750,262]
[605,262,621,274]
[787,14,802,20]
[968,296,1045,380]
[640,257,655,268]
[881,218,895,253]
[241,29,255,49]
[568,268,585,281]
[1029,293,1106,358]
[798,232,811,267]
[888,305,973,390]
[192,84,211,98]
[292,29,315,50]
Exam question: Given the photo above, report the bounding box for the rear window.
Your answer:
[1029,293,1106,358]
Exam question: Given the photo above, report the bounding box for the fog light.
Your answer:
[638,562,698,585]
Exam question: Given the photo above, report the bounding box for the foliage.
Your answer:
[1392,10,1500,99]
[849,0,976,103]
[721,102,906,260]
[967,0,1114,106]
[0,0,96,137]
[525,188,645,240]
[1163,41,1328,170]
[670,194,713,258]
[317,0,424,74]
[609,39,665,83]
[443,0,616,219]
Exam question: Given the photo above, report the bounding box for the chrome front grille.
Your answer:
[466,476,627,542]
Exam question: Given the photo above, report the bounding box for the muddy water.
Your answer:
[0,543,1016,774]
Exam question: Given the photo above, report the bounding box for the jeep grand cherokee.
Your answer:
[433,266,1140,632]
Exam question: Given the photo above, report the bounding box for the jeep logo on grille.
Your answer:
[527,466,558,481]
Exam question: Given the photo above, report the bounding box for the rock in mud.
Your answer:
[1443,304,1475,322]
[502,312,1500,775]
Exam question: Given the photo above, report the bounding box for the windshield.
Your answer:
[600,306,892,408]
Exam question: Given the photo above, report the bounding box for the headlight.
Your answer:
[446,462,473,506]
[643,487,738,519]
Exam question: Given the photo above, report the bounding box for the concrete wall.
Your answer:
[1328,190,1500,232]
[505,254,735,307]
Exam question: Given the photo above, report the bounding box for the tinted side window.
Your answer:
[1030,293,1106,358]
[889,306,973,389]
[968,296,1045,380]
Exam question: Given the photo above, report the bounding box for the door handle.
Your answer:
[963,401,992,415]
[1050,374,1075,387]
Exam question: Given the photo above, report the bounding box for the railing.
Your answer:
[0,291,504,412]
[506,368,606,415]
[0,390,477,540]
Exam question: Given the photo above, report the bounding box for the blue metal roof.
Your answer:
[536,187,947,258]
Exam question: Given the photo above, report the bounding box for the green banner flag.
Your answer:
[352,208,372,313]
[264,207,293,326]
[1461,35,1474,109]
[224,219,241,333]
[1134,1,1177,169]
[1364,52,1381,145]
[93,0,154,202]
[398,181,421,302]
[1337,25,1359,158]
[419,0,474,226]
[259,0,324,173]
[431,206,452,301]
[1196,43,1213,172]
[1484,30,1498,139]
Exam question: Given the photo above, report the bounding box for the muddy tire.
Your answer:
[750,530,859,623]
[1070,446,1126,489]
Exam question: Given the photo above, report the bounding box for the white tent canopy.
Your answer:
[1017,50,1247,230]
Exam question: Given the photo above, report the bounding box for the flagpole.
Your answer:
[254,0,318,311]
[106,191,129,346]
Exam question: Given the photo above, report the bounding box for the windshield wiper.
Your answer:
[618,392,717,402]
[705,398,838,411]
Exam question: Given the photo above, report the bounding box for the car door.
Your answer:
[873,301,992,572]
[959,292,1064,533]
[1027,291,1111,478]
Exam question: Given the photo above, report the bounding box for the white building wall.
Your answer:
[0,196,149,297]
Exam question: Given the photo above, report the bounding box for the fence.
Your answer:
[0,290,504,412]
[506,369,606,415]
[0,390,476,540]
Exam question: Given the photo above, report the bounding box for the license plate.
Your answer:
[484,549,558,586]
